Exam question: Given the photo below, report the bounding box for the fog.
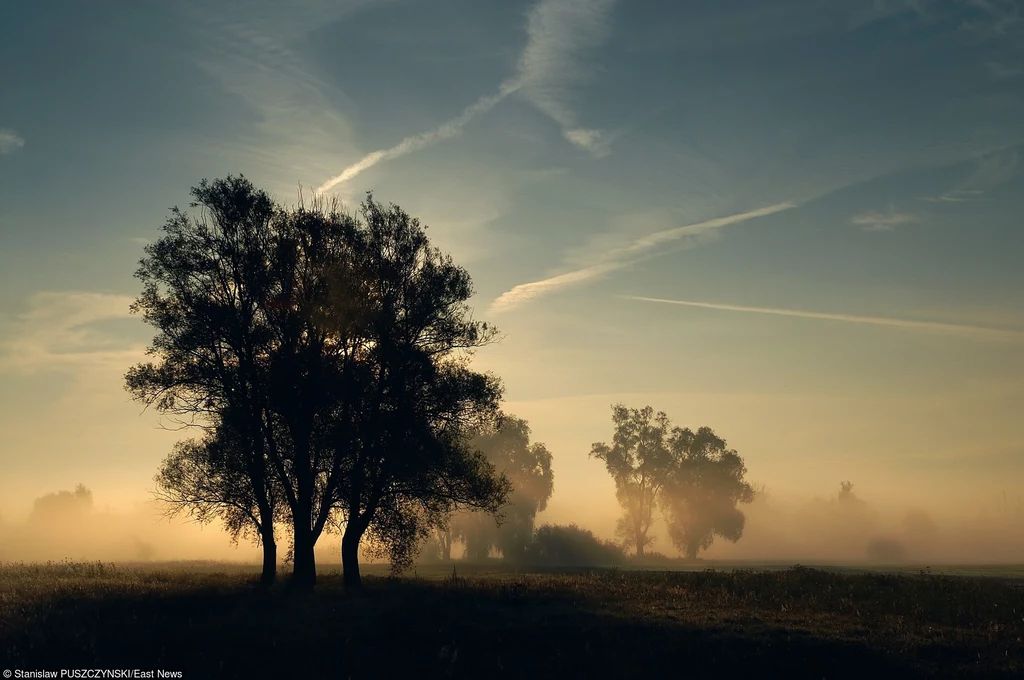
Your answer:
[693,484,1024,564]
[3,480,1023,567]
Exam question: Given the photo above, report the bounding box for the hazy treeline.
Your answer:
[421,403,759,566]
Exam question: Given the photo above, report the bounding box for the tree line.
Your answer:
[439,405,755,564]
[131,176,754,588]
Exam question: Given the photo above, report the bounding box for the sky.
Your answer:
[1,0,1023,556]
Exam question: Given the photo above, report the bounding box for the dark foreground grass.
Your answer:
[2,562,1023,679]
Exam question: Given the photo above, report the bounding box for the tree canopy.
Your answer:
[591,404,754,560]
[127,176,509,588]
[590,405,672,558]
[659,426,755,559]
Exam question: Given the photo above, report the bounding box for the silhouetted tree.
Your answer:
[129,177,510,589]
[454,415,554,562]
[660,426,754,559]
[254,195,369,588]
[334,196,510,589]
[590,405,672,558]
[126,176,358,586]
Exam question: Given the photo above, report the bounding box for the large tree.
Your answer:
[660,426,754,559]
[590,405,672,558]
[129,177,509,589]
[454,415,554,562]
[333,196,510,590]
[127,177,360,587]
[254,197,367,588]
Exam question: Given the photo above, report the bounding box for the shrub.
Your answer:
[524,524,625,566]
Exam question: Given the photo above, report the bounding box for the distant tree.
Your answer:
[434,524,455,562]
[453,415,554,563]
[416,530,445,563]
[525,523,625,566]
[659,426,754,560]
[590,405,672,558]
[29,484,93,525]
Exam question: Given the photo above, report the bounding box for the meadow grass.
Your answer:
[1,560,1022,679]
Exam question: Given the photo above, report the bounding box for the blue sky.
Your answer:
[1,0,1023,534]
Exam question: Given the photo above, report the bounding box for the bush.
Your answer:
[524,524,625,567]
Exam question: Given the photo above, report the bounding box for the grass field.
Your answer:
[2,561,1023,679]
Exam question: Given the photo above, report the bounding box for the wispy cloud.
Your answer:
[0,292,144,374]
[515,0,617,156]
[850,205,919,231]
[925,148,1020,202]
[317,0,618,192]
[181,0,382,190]
[623,296,1024,342]
[489,202,796,313]
[0,128,25,155]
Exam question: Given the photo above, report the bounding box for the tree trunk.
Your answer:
[439,528,452,561]
[260,526,277,586]
[342,522,363,591]
[686,542,699,561]
[291,523,316,588]
[288,426,316,589]
[635,535,645,560]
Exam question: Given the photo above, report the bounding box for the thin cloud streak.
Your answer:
[316,80,522,194]
[490,202,796,313]
[850,205,919,231]
[317,0,619,192]
[623,296,1024,342]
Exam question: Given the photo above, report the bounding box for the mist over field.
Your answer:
[4,480,1022,567]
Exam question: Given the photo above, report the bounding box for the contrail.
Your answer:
[316,79,521,194]
[622,296,1024,342]
[316,0,621,193]
[489,202,796,313]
